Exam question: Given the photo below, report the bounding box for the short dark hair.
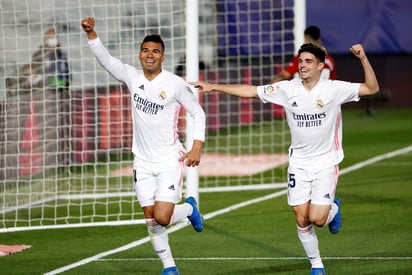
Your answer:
[304,25,321,41]
[298,43,326,62]
[140,34,165,52]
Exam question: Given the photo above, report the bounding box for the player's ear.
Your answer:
[317,61,325,71]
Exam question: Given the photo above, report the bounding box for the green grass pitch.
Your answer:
[1,107,411,275]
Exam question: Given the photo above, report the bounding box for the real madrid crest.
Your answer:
[159,91,166,100]
[316,99,324,109]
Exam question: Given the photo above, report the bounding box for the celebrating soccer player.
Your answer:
[81,17,206,275]
[191,42,379,275]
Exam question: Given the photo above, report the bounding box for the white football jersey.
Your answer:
[257,78,360,169]
[88,38,205,162]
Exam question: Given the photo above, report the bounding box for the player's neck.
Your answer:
[144,69,162,81]
[301,76,320,92]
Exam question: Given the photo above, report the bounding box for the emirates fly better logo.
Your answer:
[133,93,164,115]
[293,112,326,128]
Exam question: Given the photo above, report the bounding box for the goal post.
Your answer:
[294,0,306,52]
[184,0,200,203]
[0,0,304,232]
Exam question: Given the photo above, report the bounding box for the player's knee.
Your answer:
[312,220,326,227]
[295,215,310,228]
[309,214,328,227]
[153,214,171,226]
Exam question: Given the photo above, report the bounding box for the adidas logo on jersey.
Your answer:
[292,101,298,107]
[323,193,331,199]
[168,185,175,191]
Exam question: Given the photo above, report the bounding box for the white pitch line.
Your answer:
[44,145,412,274]
[339,145,412,175]
[96,256,412,261]
[43,189,288,275]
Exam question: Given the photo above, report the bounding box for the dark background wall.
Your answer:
[334,54,411,108]
[307,0,412,54]
[307,0,412,107]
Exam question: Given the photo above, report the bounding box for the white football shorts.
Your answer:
[133,156,184,207]
[287,165,339,206]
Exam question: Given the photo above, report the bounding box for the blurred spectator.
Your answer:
[6,28,70,95]
[4,28,72,169]
[31,28,70,91]
[31,28,71,165]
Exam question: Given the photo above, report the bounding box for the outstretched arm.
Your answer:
[190,81,258,98]
[350,44,379,96]
[81,17,97,40]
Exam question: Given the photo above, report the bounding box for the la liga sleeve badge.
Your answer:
[263,85,275,94]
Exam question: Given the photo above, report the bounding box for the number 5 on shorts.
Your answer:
[288,173,296,188]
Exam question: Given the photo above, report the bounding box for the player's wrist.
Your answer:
[86,31,97,39]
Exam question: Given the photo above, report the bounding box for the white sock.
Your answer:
[297,224,324,268]
[168,203,192,225]
[146,218,175,268]
[325,202,339,225]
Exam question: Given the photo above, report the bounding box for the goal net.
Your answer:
[0,0,297,231]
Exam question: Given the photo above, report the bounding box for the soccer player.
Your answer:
[191,43,379,275]
[81,17,205,275]
[270,26,336,83]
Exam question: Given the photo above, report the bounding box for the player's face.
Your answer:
[139,42,165,78]
[298,52,324,81]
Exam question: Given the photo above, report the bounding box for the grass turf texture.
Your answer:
[0,107,411,274]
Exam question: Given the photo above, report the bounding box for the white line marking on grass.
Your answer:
[43,189,288,275]
[339,145,412,175]
[96,256,412,261]
[44,145,412,274]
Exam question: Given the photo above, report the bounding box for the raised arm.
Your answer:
[350,44,379,96]
[81,17,97,40]
[81,17,129,83]
[190,81,258,98]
